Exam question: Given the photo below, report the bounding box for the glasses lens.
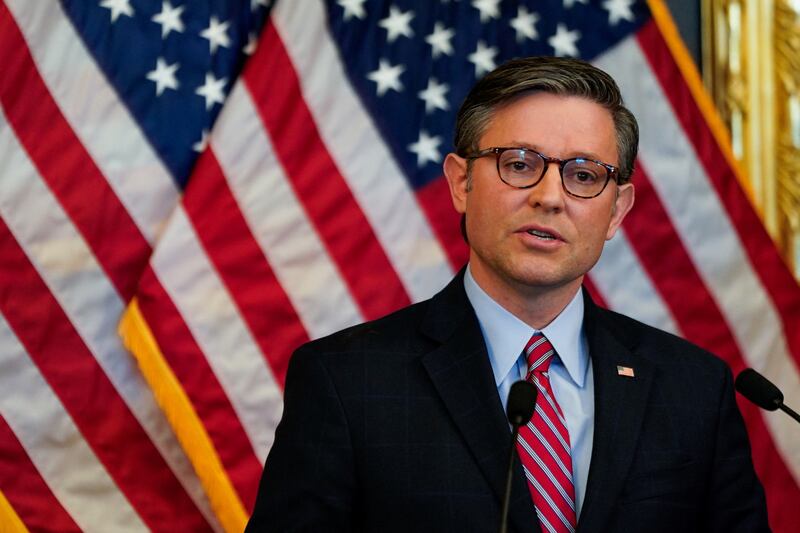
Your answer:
[562,159,608,197]
[497,149,543,187]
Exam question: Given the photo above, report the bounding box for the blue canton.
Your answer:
[60,0,272,187]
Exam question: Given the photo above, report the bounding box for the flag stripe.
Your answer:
[415,176,471,270]
[0,309,146,531]
[0,413,80,533]
[4,0,179,244]
[0,4,149,300]
[244,22,411,319]
[590,230,680,335]
[622,164,738,357]
[184,149,309,387]
[273,0,455,300]
[149,207,284,465]
[210,81,364,340]
[137,267,263,509]
[0,216,210,531]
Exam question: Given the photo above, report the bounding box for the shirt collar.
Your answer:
[463,265,589,388]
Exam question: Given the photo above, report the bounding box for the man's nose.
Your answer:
[527,163,566,210]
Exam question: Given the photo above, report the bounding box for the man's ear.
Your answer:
[443,153,469,215]
[606,183,635,240]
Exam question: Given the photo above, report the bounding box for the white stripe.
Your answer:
[597,41,800,482]
[151,207,283,463]
[532,375,569,430]
[590,231,681,335]
[210,81,363,339]
[274,0,454,302]
[534,506,559,533]
[6,0,179,244]
[0,313,145,532]
[0,107,218,529]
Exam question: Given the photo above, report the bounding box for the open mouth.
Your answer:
[527,229,557,240]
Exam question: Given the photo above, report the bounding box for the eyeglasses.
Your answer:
[465,147,619,199]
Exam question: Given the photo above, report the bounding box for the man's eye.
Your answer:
[505,160,533,172]
[573,170,598,183]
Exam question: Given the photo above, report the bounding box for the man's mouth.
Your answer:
[527,229,557,240]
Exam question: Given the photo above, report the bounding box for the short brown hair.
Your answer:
[454,56,638,183]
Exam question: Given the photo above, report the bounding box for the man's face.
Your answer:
[444,92,634,303]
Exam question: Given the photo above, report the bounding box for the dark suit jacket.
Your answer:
[246,273,769,532]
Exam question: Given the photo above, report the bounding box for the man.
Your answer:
[246,57,769,532]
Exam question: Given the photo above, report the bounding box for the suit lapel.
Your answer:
[420,273,539,533]
[577,295,655,533]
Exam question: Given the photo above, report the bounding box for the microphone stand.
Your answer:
[499,422,522,533]
[499,381,536,533]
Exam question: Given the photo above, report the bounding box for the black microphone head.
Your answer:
[507,381,537,427]
[735,368,783,411]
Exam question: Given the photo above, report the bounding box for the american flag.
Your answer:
[1,0,798,531]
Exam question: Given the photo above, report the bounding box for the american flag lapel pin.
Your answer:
[616,365,635,378]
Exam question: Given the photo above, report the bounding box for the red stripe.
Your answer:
[416,176,470,271]
[0,5,150,301]
[184,150,309,387]
[0,217,210,531]
[622,163,800,529]
[638,21,800,373]
[581,275,608,308]
[136,267,263,511]
[243,23,410,320]
[624,165,737,359]
[0,415,80,532]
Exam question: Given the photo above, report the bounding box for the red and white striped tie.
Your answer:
[516,333,577,533]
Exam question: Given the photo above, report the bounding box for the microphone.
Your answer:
[735,368,800,424]
[499,381,537,533]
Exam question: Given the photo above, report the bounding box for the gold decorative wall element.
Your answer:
[702,0,800,273]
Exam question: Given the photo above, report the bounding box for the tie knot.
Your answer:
[524,333,554,374]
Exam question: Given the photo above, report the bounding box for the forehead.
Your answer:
[480,93,618,162]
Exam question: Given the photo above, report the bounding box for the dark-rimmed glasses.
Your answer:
[465,147,619,199]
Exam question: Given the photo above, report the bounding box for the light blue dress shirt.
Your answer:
[463,266,594,517]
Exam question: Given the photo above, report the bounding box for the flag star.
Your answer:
[426,22,455,58]
[251,0,271,9]
[548,24,581,57]
[99,0,133,23]
[510,6,540,42]
[472,0,501,23]
[379,6,414,43]
[603,0,636,25]
[152,1,185,39]
[146,58,180,96]
[193,130,209,152]
[367,59,405,96]
[564,0,589,8]
[338,0,367,21]
[196,73,227,110]
[244,33,258,55]
[408,131,443,167]
[200,16,231,55]
[468,41,498,77]
[418,78,450,114]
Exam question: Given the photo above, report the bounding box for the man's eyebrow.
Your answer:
[506,142,607,161]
